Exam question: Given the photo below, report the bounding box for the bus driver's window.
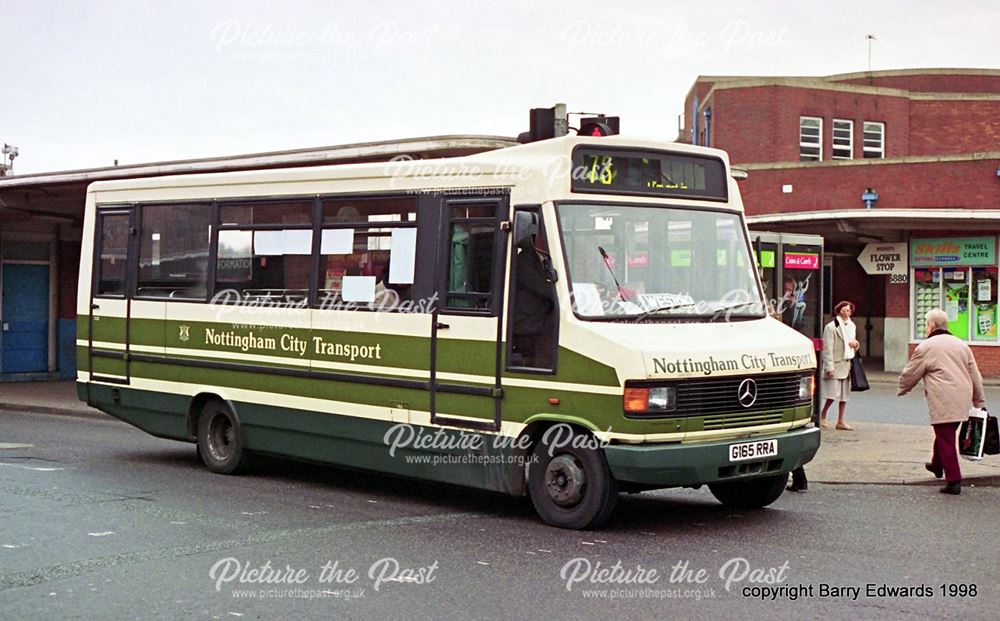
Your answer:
[510,213,557,370]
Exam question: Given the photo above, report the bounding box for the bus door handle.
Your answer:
[434,322,450,330]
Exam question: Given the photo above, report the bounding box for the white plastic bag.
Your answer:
[960,407,987,462]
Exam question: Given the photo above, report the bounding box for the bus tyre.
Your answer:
[708,474,786,509]
[197,401,246,475]
[527,431,618,529]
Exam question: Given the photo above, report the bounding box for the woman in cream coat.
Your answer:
[821,300,861,430]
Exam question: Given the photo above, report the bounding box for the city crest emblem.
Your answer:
[179,325,191,343]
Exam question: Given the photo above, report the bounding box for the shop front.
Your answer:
[910,236,997,342]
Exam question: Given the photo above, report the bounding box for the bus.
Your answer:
[77,133,820,529]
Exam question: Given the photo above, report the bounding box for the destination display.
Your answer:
[571,147,728,200]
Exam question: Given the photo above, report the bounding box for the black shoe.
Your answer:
[787,483,808,492]
[940,481,961,495]
[925,462,943,479]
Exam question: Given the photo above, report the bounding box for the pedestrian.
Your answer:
[820,300,860,430]
[897,308,986,495]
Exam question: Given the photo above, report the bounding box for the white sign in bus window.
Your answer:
[573,282,604,315]
[321,229,355,254]
[254,230,312,256]
[389,228,417,284]
[284,230,313,254]
[342,276,376,302]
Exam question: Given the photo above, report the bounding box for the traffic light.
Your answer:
[577,116,620,137]
[517,104,569,143]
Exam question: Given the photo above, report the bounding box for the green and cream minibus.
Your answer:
[78,134,819,529]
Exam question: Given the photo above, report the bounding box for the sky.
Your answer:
[2,0,998,174]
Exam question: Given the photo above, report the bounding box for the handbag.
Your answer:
[959,407,988,461]
[849,357,870,392]
[984,412,999,456]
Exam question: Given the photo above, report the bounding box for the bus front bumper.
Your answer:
[603,426,820,488]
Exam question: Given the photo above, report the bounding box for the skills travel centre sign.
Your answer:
[910,237,996,267]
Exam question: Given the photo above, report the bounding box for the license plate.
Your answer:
[729,439,778,462]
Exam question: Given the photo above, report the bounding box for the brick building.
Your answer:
[680,68,1000,374]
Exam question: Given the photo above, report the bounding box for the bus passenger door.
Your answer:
[429,195,508,431]
[88,207,136,384]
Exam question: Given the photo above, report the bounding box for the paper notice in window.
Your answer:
[978,279,992,302]
[946,300,959,322]
[321,229,354,254]
[255,230,312,255]
[253,231,285,256]
[573,282,604,316]
[342,276,376,302]
[389,228,417,284]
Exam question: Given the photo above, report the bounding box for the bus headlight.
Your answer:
[798,375,814,401]
[623,386,677,414]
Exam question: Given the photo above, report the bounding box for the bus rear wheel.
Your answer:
[527,430,618,529]
[197,401,246,475]
[708,474,786,509]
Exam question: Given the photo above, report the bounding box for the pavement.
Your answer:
[2,377,999,487]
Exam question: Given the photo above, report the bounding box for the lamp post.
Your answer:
[2,143,19,176]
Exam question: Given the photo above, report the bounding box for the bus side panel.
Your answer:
[80,382,191,442]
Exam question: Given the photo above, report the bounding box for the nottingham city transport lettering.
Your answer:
[652,352,812,376]
[204,328,382,362]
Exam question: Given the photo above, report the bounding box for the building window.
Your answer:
[863,121,884,159]
[798,117,822,161]
[832,119,853,160]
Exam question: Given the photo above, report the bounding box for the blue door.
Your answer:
[2,264,50,373]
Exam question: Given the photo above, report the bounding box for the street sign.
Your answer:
[858,242,907,276]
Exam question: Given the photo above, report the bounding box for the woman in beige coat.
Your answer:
[820,300,860,430]
[897,308,986,495]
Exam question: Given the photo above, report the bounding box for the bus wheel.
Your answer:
[527,431,618,529]
[197,401,246,475]
[708,474,786,509]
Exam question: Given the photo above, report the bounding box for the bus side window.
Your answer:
[215,200,313,303]
[445,204,497,312]
[96,213,131,297]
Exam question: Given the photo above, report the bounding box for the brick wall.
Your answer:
[909,100,1000,155]
[57,240,79,320]
[710,85,912,163]
[833,73,1000,94]
[885,276,909,318]
[737,158,1000,215]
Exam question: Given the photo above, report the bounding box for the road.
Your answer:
[1,408,997,620]
[831,381,1000,426]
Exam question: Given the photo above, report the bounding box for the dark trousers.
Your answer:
[931,422,962,483]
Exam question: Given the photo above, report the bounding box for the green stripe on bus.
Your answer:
[76,315,620,386]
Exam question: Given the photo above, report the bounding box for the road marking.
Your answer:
[88,532,115,537]
[0,463,65,472]
[0,444,35,450]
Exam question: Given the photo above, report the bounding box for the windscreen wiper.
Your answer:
[634,302,698,322]
[597,246,630,302]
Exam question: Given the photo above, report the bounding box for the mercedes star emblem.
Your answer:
[737,378,758,408]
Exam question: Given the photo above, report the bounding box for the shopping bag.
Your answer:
[984,413,999,456]
[849,357,870,392]
[959,407,987,461]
